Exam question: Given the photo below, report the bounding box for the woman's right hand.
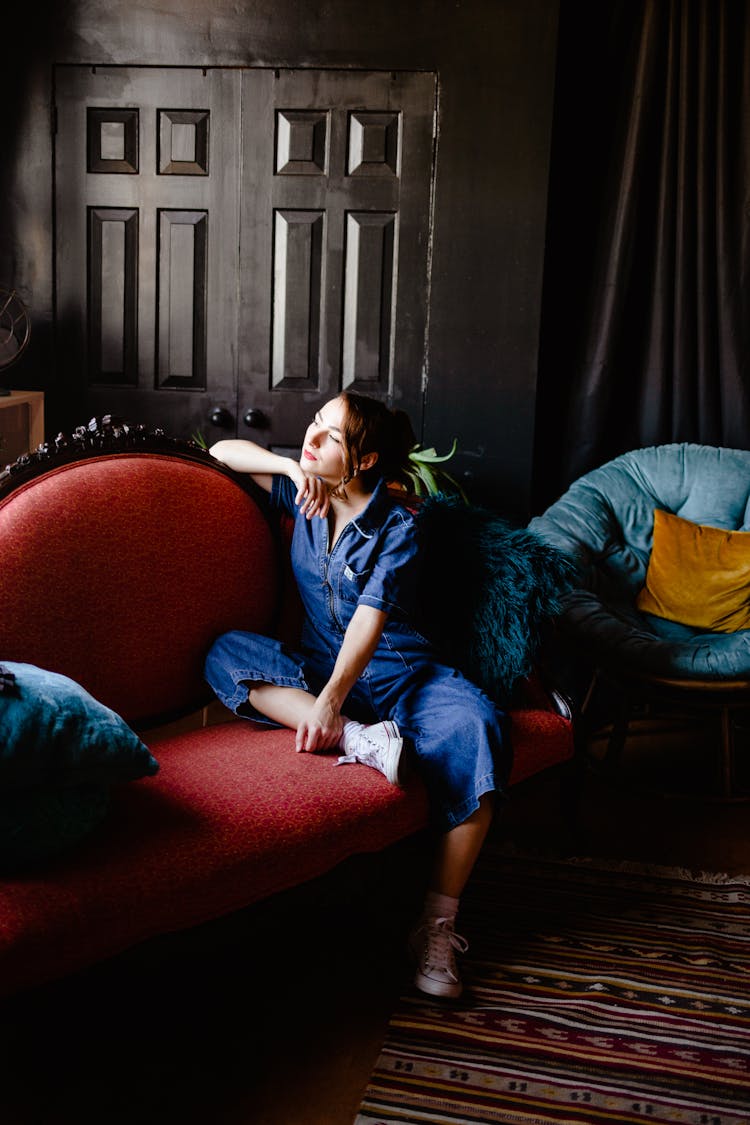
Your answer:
[295,694,344,753]
[287,462,330,519]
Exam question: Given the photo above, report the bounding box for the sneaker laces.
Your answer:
[418,917,469,983]
[337,724,389,766]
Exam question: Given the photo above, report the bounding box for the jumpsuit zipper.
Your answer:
[323,523,348,635]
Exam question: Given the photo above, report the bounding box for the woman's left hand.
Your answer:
[295,695,343,753]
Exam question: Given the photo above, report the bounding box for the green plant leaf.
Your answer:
[409,438,458,464]
[404,469,425,496]
[404,438,466,501]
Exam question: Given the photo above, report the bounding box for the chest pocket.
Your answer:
[338,563,371,604]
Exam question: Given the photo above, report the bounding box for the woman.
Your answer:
[205,392,511,999]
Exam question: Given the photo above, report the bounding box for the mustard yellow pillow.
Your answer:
[636,509,750,633]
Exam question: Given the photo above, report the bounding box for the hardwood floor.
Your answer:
[2,723,749,1125]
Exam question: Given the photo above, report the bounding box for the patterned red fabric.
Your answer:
[508,707,574,785]
[508,670,575,783]
[0,722,430,996]
[0,707,570,997]
[0,455,278,725]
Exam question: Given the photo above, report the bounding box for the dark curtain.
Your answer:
[533,0,750,512]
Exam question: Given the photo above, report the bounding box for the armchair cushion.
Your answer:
[636,509,750,633]
[529,444,750,680]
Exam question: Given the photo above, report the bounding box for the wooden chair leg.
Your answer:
[573,669,631,779]
[720,706,734,798]
[602,694,631,777]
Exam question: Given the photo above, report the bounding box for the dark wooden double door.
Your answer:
[54,66,435,449]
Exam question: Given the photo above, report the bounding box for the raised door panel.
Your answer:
[55,66,241,436]
[54,67,434,446]
[239,69,435,451]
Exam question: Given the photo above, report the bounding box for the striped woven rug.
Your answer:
[355,850,750,1125]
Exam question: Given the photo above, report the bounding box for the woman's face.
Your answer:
[300,397,348,484]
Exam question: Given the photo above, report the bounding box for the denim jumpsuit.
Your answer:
[204,475,511,830]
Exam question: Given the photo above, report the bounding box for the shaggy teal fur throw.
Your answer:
[416,494,575,705]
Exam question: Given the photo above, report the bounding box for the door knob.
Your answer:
[243,408,269,429]
[209,407,233,429]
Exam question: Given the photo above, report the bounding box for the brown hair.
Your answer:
[331,392,416,498]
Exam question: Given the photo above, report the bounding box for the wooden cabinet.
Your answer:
[0,391,45,466]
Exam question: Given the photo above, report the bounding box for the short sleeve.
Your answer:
[357,511,422,618]
[270,474,299,518]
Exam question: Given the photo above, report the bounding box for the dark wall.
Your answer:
[2,0,559,517]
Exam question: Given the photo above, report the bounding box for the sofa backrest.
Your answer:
[0,448,279,727]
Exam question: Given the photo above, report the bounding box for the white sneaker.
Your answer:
[410,916,469,999]
[335,720,404,786]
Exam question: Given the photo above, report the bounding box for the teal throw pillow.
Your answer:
[0,663,159,789]
[0,785,111,871]
[0,663,158,871]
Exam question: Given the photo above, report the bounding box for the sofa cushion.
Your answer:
[0,698,571,996]
[0,721,430,995]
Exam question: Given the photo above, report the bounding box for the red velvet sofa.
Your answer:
[0,422,573,997]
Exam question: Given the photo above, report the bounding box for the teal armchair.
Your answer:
[529,443,750,796]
